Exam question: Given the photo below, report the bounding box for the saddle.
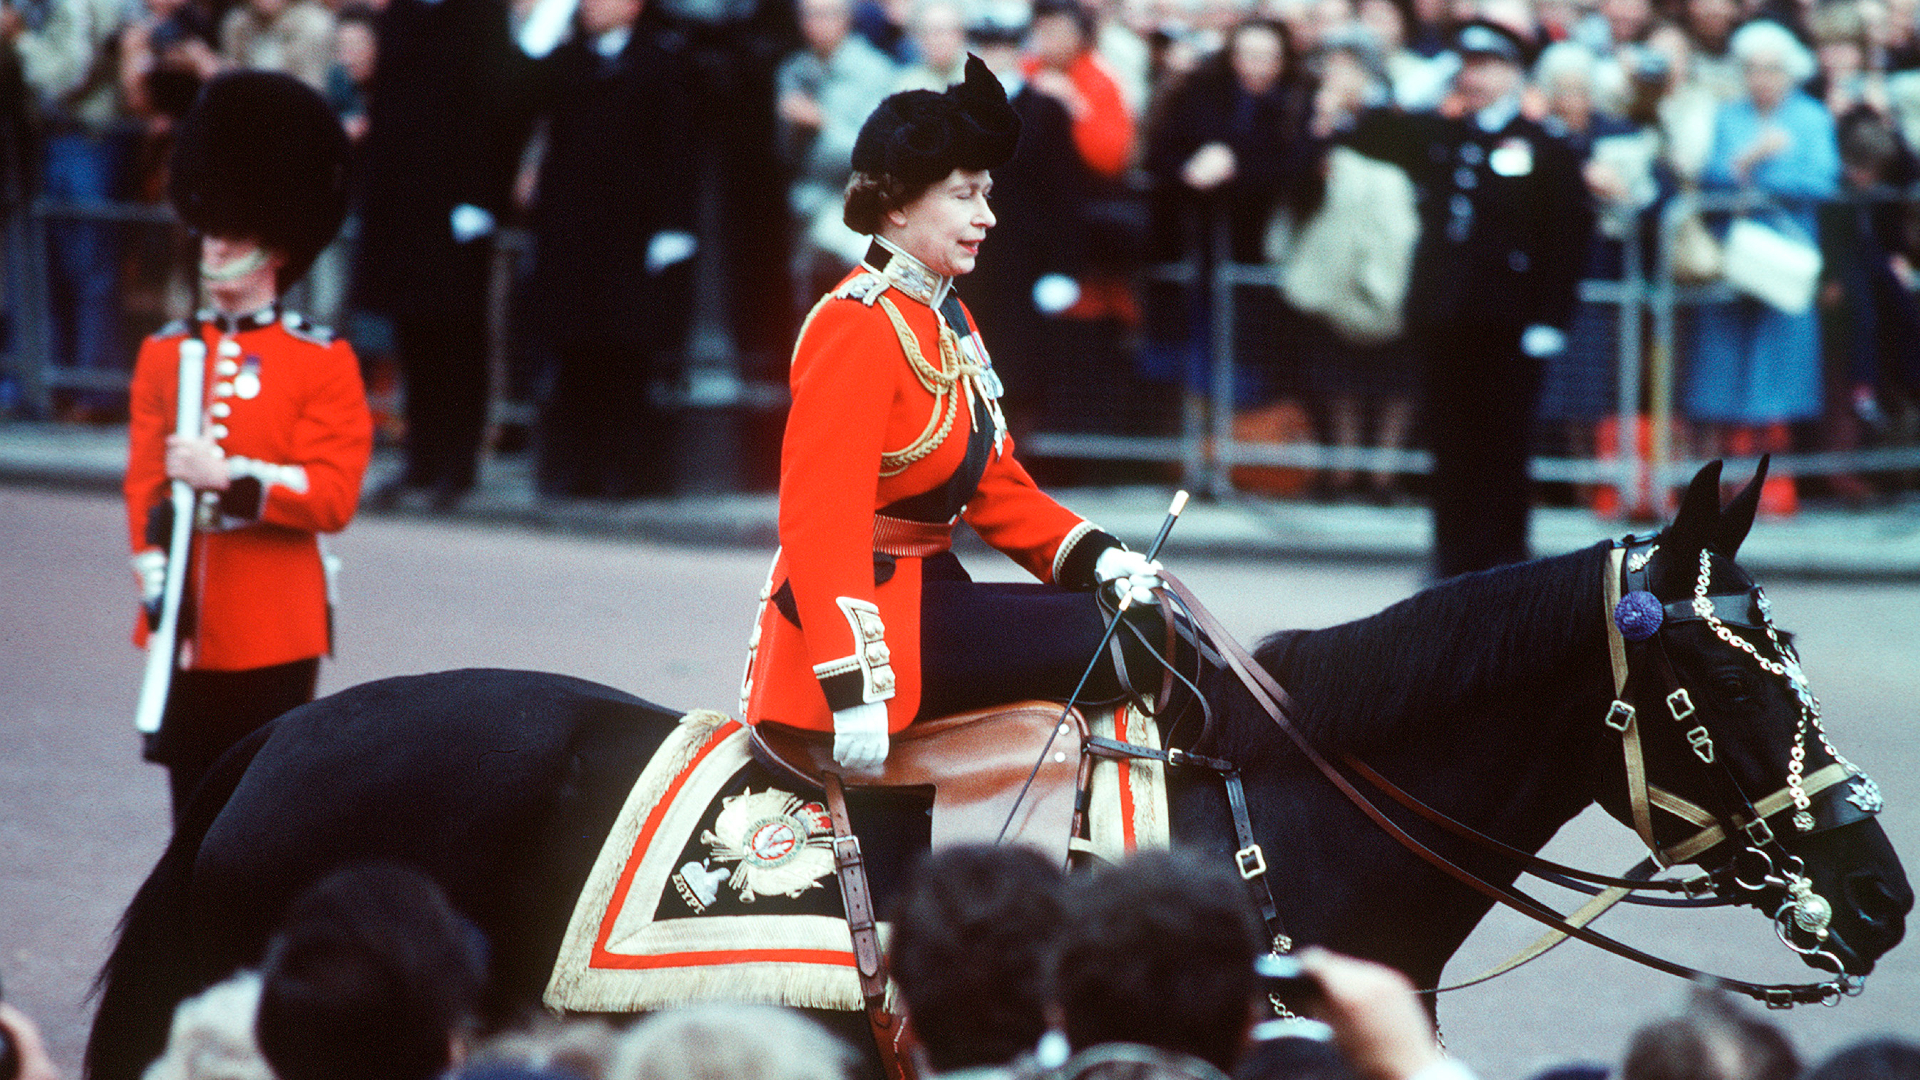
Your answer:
[751,701,1095,1080]
[749,700,1094,863]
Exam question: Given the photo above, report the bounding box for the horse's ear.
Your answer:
[1665,460,1725,559]
[1716,454,1768,557]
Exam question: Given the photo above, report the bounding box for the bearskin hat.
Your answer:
[850,54,1022,188]
[168,71,351,289]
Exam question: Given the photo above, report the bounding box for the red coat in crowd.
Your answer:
[1023,51,1135,179]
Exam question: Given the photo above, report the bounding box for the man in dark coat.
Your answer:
[1347,19,1594,579]
[957,22,1091,437]
[353,0,536,510]
[525,0,697,498]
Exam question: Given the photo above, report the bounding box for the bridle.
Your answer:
[1126,535,1885,1009]
[1594,537,1882,963]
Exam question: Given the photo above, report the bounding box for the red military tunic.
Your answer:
[741,242,1116,733]
[125,307,374,671]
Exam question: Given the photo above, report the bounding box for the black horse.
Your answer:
[87,463,1910,1080]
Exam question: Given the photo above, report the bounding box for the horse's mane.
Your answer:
[1206,542,1614,767]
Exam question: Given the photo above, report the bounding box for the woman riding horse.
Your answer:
[741,56,1165,772]
[82,462,1910,1080]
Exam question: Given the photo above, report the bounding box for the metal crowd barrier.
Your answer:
[1025,188,1920,506]
[7,188,1920,505]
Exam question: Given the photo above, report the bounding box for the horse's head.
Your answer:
[1591,459,1910,987]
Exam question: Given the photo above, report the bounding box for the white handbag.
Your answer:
[1719,216,1822,315]
[1270,147,1420,346]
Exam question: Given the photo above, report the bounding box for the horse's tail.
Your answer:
[84,723,275,1080]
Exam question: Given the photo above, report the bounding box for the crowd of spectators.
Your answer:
[2,848,1915,1080]
[10,0,1920,507]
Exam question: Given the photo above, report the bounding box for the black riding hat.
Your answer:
[168,70,352,289]
[850,53,1022,188]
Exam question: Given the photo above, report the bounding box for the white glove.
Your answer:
[1521,324,1567,358]
[449,203,496,243]
[1095,546,1163,607]
[1032,273,1081,315]
[646,231,698,274]
[515,0,577,56]
[831,701,890,773]
[131,549,168,606]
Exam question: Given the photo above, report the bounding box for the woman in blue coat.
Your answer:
[1687,19,1839,512]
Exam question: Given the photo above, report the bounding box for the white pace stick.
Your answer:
[134,337,206,736]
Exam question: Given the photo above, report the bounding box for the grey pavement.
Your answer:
[7,419,1920,579]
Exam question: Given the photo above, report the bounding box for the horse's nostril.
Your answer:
[1847,873,1914,930]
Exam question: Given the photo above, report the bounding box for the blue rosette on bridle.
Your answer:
[1615,590,1663,642]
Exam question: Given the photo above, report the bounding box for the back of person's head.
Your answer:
[1810,1040,1920,1080]
[255,862,489,1080]
[1620,989,1799,1080]
[1063,1043,1236,1080]
[606,1004,854,1080]
[1055,851,1266,1074]
[142,972,274,1080]
[888,844,1068,1073]
[1231,1034,1358,1080]
[464,1016,620,1080]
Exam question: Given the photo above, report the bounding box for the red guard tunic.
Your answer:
[741,243,1116,733]
[124,308,374,670]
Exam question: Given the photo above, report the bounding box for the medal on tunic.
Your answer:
[234,358,262,400]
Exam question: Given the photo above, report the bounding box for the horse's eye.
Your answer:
[1713,670,1755,705]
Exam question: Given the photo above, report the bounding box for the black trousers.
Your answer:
[1421,323,1540,580]
[914,553,1166,721]
[535,335,672,498]
[396,313,491,494]
[147,658,319,825]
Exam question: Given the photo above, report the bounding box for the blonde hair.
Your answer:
[140,973,275,1080]
[608,1004,856,1080]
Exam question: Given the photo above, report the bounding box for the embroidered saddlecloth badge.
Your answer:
[693,788,835,906]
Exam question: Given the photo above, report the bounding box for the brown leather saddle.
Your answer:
[748,699,1094,863]
[749,702,1095,1080]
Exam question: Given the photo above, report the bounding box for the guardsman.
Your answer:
[739,57,1165,773]
[1347,18,1595,579]
[124,71,372,821]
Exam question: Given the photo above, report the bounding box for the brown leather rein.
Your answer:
[1152,552,1869,1008]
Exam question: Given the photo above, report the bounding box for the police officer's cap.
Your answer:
[1454,18,1535,66]
[168,71,351,289]
[851,54,1022,188]
[968,2,1029,46]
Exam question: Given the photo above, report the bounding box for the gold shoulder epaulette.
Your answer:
[832,272,888,306]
